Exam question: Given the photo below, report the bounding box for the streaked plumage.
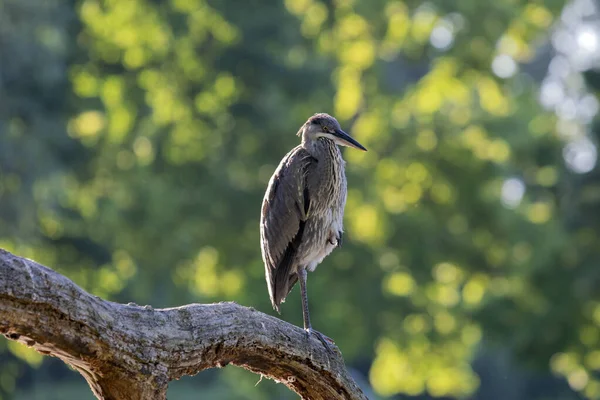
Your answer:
[260,113,366,348]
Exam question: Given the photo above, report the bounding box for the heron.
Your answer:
[260,112,367,350]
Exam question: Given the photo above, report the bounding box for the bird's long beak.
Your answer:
[332,129,367,151]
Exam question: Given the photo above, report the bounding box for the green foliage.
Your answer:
[4,0,600,399]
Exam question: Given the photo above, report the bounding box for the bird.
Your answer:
[259,112,367,350]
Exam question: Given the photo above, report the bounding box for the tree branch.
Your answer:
[0,249,367,400]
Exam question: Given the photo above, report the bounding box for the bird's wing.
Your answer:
[260,146,315,312]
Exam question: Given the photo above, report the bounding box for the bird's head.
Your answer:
[298,113,367,151]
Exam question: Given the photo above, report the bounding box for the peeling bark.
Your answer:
[0,249,367,400]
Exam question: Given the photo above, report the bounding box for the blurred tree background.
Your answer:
[2,0,600,398]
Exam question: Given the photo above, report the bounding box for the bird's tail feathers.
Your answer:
[272,300,282,314]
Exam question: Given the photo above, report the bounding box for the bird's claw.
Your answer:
[305,328,336,354]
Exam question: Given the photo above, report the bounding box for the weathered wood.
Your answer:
[0,248,367,400]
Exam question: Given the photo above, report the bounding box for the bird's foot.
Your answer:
[305,328,336,354]
[327,231,342,248]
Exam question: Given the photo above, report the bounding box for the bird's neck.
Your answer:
[303,139,346,187]
[303,138,342,162]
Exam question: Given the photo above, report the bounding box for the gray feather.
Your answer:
[260,113,363,315]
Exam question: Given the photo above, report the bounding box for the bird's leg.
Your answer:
[298,267,312,331]
[298,268,336,353]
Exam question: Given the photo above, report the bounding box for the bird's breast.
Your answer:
[298,148,347,269]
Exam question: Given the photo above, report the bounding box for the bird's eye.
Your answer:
[322,126,330,133]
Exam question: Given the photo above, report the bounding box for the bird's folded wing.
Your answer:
[260,146,315,308]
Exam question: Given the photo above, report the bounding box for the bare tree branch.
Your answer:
[0,249,368,400]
